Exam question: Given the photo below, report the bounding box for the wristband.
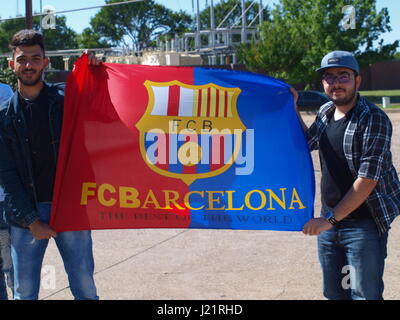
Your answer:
[325,211,339,226]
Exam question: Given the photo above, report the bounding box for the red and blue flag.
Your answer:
[50,54,315,232]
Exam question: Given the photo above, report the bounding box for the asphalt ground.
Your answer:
[10,111,399,300]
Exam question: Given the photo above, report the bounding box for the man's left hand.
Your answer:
[302,218,333,236]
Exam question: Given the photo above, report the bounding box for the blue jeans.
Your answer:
[0,228,13,300]
[317,218,388,300]
[0,256,7,300]
[11,203,98,300]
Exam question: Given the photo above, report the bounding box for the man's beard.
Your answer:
[329,86,357,106]
[16,69,43,86]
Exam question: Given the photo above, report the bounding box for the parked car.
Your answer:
[297,90,330,111]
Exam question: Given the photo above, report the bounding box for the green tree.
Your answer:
[0,16,25,53]
[0,15,77,70]
[237,0,399,88]
[76,28,109,49]
[0,58,17,89]
[164,10,193,37]
[41,16,78,51]
[0,16,77,52]
[90,0,192,50]
[155,10,193,50]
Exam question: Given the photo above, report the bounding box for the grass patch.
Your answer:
[360,90,400,104]
[377,104,400,109]
[360,90,400,96]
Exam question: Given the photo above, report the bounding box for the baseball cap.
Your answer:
[316,51,359,74]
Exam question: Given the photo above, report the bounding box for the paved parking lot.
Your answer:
[34,111,400,300]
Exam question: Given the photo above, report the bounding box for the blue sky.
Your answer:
[1,0,399,47]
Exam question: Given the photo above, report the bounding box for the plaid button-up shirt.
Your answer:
[307,95,400,234]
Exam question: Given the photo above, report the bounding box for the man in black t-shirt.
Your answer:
[0,30,101,300]
[292,51,400,300]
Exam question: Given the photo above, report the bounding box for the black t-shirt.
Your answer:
[319,109,371,220]
[20,86,56,202]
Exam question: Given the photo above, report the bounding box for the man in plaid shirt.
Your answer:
[293,51,400,300]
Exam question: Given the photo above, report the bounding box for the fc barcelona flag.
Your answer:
[50,54,315,232]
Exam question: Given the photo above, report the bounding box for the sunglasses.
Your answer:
[322,72,354,85]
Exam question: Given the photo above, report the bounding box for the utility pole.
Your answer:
[39,0,43,32]
[210,0,216,65]
[25,0,33,29]
[210,0,215,49]
[241,0,246,44]
[195,0,201,50]
[259,0,264,24]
